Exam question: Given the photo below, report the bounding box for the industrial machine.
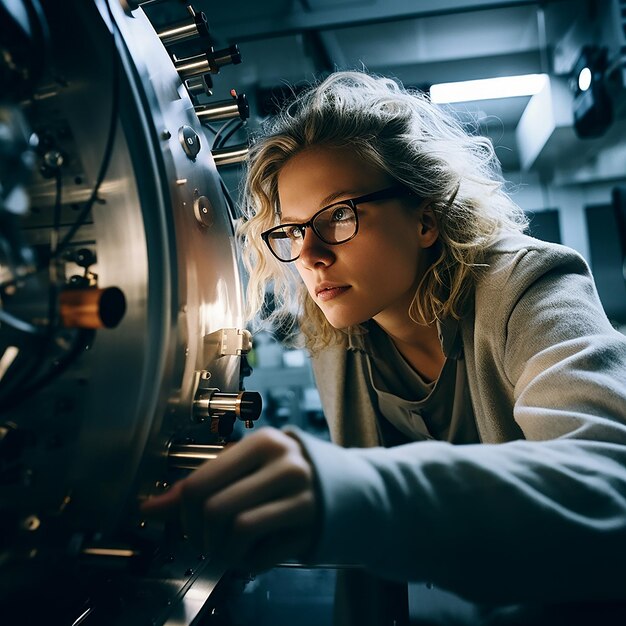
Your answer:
[0,0,260,623]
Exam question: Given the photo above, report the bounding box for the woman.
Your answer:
[144,72,626,624]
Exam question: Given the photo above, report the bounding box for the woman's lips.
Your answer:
[316,286,350,302]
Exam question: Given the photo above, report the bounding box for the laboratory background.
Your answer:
[0,0,624,624]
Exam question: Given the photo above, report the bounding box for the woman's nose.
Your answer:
[297,228,335,269]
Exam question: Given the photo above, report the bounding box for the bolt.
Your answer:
[161,130,171,140]
[22,515,41,531]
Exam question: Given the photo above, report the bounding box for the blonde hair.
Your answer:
[237,71,527,352]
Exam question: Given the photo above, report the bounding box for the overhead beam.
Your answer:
[206,0,564,43]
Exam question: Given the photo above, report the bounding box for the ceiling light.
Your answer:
[578,66,592,92]
[571,45,613,139]
[429,74,548,104]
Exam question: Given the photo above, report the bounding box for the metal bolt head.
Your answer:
[193,195,213,227]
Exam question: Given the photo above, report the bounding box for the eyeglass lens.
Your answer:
[267,203,357,261]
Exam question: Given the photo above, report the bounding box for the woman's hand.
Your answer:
[141,428,318,572]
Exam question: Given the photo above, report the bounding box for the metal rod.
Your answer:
[174,54,210,80]
[195,102,240,122]
[168,443,224,469]
[82,547,139,558]
[158,20,198,46]
[211,144,249,166]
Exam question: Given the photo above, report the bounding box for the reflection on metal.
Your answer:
[168,443,224,469]
[82,547,139,558]
[211,143,249,166]
[195,93,249,123]
[157,7,210,47]
[174,44,241,80]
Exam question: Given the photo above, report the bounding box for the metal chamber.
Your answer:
[0,1,256,623]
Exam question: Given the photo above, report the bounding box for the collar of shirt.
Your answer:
[347,317,463,360]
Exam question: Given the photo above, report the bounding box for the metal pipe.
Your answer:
[59,286,126,329]
[174,53,210,80]
[158,10,210,46]
[174,45,241,80]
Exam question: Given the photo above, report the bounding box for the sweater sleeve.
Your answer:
[288,245,626,606]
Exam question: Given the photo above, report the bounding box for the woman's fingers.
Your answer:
[140,427,318,570]
[140,480,184,518]
[209,490,316,569]
[197,437,311,521]
[183,428,300,497]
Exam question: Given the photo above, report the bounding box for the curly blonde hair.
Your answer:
[237,71,527,352]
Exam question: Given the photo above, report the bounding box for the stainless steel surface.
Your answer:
[0,0,253,623]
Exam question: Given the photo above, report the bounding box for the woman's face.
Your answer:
[276,145,438,330]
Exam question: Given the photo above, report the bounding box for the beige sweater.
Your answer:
[292,233,626,607]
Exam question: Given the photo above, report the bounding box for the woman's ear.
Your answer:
[417,206,439,248]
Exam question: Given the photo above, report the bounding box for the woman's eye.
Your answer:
[330,206,351,222]
[286,225,304,240]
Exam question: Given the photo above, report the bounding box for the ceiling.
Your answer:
[146,0,625,176]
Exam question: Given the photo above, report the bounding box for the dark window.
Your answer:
[524,209,561,244]
[585,203,626,324]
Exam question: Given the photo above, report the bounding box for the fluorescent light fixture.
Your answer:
[430,74,549,104]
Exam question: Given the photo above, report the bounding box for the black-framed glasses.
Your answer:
[261,186,417,263]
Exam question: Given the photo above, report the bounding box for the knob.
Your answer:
[193,390,262,427]
[178,124,201,160]
[157,7,210,47]
[195,93,249,123]
[211,143,249,167]
[174,44,242,80]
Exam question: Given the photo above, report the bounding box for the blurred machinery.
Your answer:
[0,0,260,623]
